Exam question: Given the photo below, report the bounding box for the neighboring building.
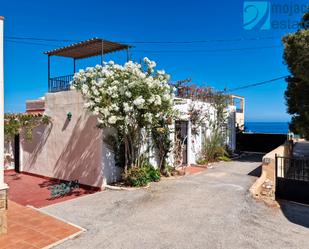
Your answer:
[230,95,245,130]
[25,98,45,114]
[10,38,239,188]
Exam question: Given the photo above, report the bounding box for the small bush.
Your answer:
[146,165,161,182]
[200,131,230,163]
[124,163,161,187]
[124,166,149,187]
[166,165,175,173]
[218,155,231,162]
[196,159,208,165]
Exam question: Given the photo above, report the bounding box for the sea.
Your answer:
[245,122,289,134]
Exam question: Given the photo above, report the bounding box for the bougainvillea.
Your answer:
[72,58,176,172]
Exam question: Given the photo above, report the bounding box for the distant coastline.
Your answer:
[245,122,289,134]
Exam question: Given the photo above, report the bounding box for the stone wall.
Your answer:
[250,142,291,203]
[0,188,7,234]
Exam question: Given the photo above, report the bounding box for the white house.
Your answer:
[5,38,239,188]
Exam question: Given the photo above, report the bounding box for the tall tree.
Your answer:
[283,9,309,139]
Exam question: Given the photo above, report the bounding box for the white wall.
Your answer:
[172,98,236,165]
[21,90,121,187]
[20,92,237,186]
[101,127,123,185]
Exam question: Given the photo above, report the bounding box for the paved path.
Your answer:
[42,155,309,249]
[0,201,81,249]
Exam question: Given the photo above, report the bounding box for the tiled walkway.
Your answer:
[177,165,207,175]
[4,171,100,208]
[0,201,82,249]
[186,165,207,174]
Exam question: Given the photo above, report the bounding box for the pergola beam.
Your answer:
[44,38,132,60]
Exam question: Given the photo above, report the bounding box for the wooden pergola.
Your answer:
[44,38,132,92]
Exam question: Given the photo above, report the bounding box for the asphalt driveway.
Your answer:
[42,155,309,249]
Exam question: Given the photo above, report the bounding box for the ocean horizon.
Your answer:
[245,122,289,134]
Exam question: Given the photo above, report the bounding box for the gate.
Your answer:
[275,155,309,204]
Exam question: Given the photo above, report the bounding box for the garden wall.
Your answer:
[250,142,291,202]
[236,133,287,153]
[20,90,122,187]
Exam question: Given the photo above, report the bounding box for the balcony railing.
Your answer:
[48,75,73,93]
[47,77,220,104]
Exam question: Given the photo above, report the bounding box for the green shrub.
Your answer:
[200,131,229,163]
[196,158,208,165]
[166,165,175,173]
[124,163,161,187]
[218,155,231,162]
[146,165,161,182]
[124,166,149,187]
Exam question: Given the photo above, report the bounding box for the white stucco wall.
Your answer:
[20,91,237,186]
[21,90,122,187]
[172,98,236,165]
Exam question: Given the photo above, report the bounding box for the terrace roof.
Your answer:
[44,38,132,59]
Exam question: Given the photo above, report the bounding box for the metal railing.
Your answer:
[276,155,309,182]
[48,74,73,92]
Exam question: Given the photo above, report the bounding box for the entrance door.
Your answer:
[175,121,188,165]
[14,134,20,173]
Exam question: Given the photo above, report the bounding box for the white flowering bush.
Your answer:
[72,58,175,172]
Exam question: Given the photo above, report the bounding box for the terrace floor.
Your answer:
[0,201,82,249]
[4,170,100,208]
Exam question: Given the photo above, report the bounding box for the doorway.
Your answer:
[14,134,20,173]
[175,121,188,165]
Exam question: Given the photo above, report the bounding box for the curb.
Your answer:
[43,230,84,249]
[105,183,150,191]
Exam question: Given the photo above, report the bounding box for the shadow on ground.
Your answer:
[247,165,262,177]
[279,200,309,228]
[235,153,264,163]
[231,153,263,177]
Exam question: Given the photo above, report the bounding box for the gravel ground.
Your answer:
[42,155,309,249]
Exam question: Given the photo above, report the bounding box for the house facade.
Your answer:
[4,38,241,188]
[11,89,236,188]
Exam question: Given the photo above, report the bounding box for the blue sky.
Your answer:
[1,0,308,121]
